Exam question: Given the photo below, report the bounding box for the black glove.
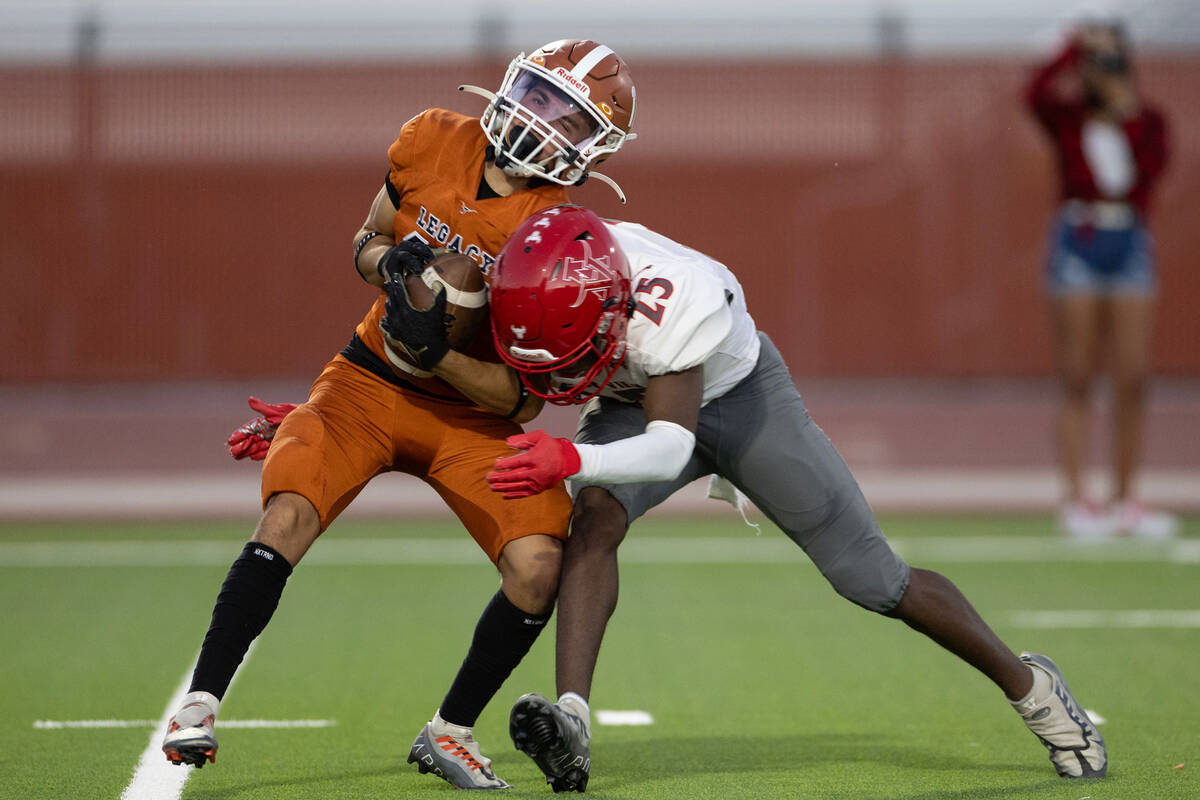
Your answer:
[379,272,452,370]
[377,239,435,281]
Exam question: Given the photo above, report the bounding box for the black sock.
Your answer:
[189,542,293,699]
[438,590,552,727]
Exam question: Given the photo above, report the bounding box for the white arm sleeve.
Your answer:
[570,420,696,485]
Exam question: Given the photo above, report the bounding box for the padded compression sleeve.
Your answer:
[190,542,293,699]
[572,420,696,485]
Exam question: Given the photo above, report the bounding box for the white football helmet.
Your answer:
[460,40,637,201]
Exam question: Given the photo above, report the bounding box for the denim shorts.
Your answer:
[1045,208,1156,297]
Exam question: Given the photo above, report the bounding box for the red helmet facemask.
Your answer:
[489,206,632,405]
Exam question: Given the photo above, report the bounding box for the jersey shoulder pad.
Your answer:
[387,109,478,171]
[631,261,733,376]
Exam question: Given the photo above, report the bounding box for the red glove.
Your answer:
[226,397,299,461]
[486,430,582,499]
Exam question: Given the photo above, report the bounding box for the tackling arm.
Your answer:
[352,185,399,287]
[572,366,701,483]
[486,367,703,498]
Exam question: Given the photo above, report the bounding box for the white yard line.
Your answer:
[2,536,1197,567]
[36,719,335,729]
[596,710,654,726]
[1,469,1197,517]
[119,643,257,800]
[118,664,195,800]
[1009,610,1200,628]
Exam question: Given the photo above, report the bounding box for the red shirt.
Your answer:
[1025,44,1169,217]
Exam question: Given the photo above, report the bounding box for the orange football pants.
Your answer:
[261,355,571,564]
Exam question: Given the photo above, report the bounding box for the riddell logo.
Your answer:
[553,67,591,96]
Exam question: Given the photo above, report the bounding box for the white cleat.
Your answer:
[1111,501,1179,540]
[162,691,219,768]
[1059,502,1115,540]
[407,717,512,790]
[1014,654,1107,778]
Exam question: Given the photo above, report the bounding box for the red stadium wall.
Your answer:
[2,57,1198,381]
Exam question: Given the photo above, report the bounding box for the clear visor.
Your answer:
[505,72,603,147]
[482,55,628,187]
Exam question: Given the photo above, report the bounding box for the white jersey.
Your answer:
[596,221,761,405]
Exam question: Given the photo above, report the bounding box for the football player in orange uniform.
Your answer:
[161,40,636,791]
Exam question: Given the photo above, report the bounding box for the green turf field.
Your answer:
[2,514,1197,799]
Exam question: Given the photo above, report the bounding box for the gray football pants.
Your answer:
[572,332,911,613]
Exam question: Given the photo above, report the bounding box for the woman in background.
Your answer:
[1026,16,1176,539]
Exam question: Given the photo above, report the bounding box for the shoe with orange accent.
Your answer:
[509,693,590,793]
[407,713,512,790]
[162,691,219,768]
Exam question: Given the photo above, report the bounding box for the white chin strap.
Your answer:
[458,84,630,205]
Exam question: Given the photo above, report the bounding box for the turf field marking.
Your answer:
[35,719,335,729]
[1085,710,1107,725]
[1,536,1197,567]
[3,470,1197,516]
[1008,610,1200,628]
[119,661,196,800]
[596,710,654,726]
[120,643,256,800]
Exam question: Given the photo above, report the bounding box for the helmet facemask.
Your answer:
[500,298,629,406]
[460,41,636,201]
[484,59,626,186]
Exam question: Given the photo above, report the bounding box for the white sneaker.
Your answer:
[1013,654,1107,778]
[407,713,512,790]
[1058,502,1115,540]
[1112,501,1179,539]
[162,691,219,768]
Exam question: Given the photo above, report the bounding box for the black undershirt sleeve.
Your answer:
[385,171,402,207]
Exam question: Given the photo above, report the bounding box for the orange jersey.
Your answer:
[352,109,569,403]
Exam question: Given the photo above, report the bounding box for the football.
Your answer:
[385,249,488,376]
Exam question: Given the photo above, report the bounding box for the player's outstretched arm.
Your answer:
[352,185,399,287]
[486,367,703,498]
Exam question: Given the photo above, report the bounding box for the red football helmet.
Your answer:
[490,206,632,405]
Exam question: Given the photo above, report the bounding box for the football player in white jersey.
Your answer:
[382,206,1108,791]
